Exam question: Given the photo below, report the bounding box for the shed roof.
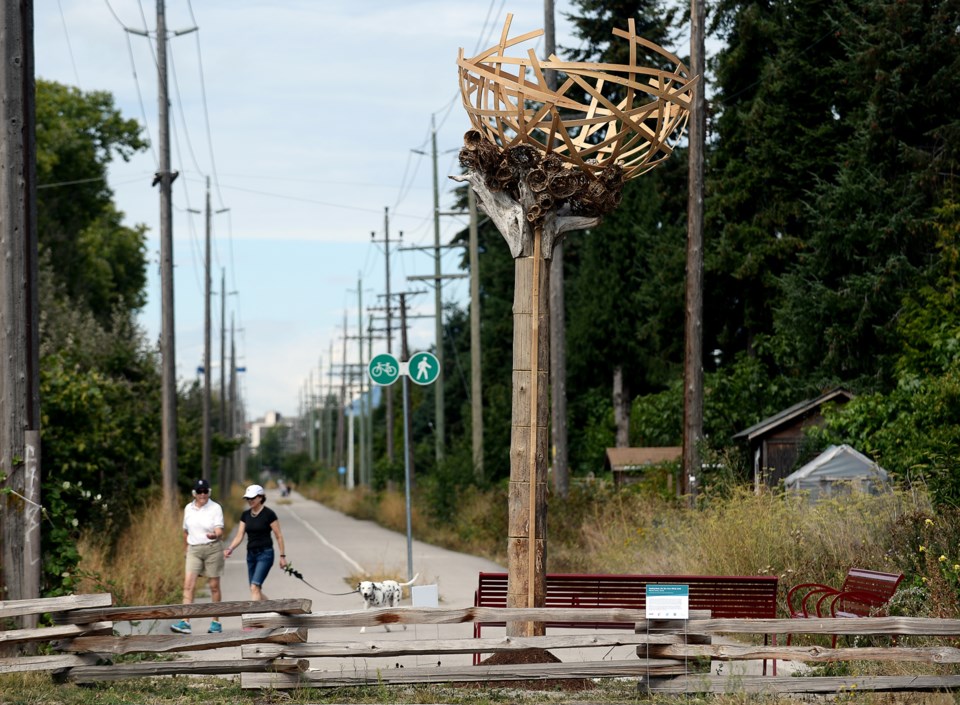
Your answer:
[605,447,682,471]
[733,387,854,442]
[784,444,888,488]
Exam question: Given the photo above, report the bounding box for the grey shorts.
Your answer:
[185,541,224,578]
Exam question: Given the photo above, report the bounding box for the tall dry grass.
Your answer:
[305,477,960,618]
[75,485,242,606]
[76,498,184,605]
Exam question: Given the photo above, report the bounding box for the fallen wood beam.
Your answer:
[59,657,308,683]
[0,594,112,619]
[0,653,99,674]
[243,632,703,659]
[645,643,960,664]
[646,674,960,693]
[243,606,710,629]
[62,627,307,655]
[241,659,691,689]
[0,621,112,646]
[693,617,960,637]
[53,598,312,625]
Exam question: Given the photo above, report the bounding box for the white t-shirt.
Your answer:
[183,499,225,546]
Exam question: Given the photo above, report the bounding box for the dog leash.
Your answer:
[283,563,357,596]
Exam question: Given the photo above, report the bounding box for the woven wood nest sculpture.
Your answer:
[457,15,698,221]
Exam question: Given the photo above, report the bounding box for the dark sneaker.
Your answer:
[170,620,192,634]
[208,621,223,634]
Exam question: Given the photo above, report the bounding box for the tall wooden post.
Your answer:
[455,14,696,646]
[0,0,40,614]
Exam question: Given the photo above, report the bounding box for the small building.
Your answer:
[604,447,682,488]
[733,387,854,491]
[784,444,889,500]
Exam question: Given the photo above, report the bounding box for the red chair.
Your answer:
[786,568,904,647]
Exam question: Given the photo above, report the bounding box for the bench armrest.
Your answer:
[787,582,840,618]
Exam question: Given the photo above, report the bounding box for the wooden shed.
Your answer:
[604,447,682,488]
[733,388,854,491]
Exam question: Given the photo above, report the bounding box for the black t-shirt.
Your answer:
[241,506,278,552]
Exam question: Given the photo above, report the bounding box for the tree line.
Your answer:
[376,0,960,510]
[17,0,960,595]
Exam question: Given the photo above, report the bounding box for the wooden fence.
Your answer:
[1,594,959,694]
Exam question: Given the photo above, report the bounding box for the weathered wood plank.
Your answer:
[696,616,960,636]
[646,643,960,664]
[0,621,112,645]
[53,598,312,624]
[241,659,691,689]
[62,627,307,655]
[243,606,711,629]
[647,675,960,693]
[243,632,692,659]
[0,594,112,619]
[0,653,99,674]
[242,609,960,637]
[61,657,308,683]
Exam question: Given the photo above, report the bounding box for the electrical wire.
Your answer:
[57,0,82,87]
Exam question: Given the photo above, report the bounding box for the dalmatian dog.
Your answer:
[358,573,420,633]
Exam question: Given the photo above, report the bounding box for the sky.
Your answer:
[34,1,583,421]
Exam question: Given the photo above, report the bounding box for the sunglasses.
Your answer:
[196,489,210,495]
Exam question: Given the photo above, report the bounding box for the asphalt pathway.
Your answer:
[203,487,505,669]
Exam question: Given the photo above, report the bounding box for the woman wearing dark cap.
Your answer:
[223,484,288,600]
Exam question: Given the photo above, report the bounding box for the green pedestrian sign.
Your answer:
[408,351,440,386]
[368,353,400,386]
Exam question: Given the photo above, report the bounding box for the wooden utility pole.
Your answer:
[544,0,570,499]
[156,0,178,513]
[219,268,227,494]
[398,293,415,483]
[430,117,445,462]
[468,187,484,481]
[202,178,212,483]
[371,212,396,464]
[355,277,367,485]
[0,0,41,616]
[229,315,237,487]
[683,0,707,502]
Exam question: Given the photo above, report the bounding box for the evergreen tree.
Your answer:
[774,0,960,388]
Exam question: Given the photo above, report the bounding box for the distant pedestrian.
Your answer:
[171,479,224,635]
[223,484,288,600]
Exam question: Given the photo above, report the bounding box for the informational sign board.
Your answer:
[645,584,689,619]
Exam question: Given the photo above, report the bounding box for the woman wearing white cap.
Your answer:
[223,484,288,600]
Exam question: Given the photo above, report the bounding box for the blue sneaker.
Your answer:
[208,621,223,634]
[170,620,191,634]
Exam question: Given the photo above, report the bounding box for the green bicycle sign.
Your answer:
[368,353,400,386]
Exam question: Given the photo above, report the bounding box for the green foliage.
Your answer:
[38,263,161,594]
[36,80,149,321]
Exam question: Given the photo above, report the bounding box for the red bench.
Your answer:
[473,572,779,669]
[787,567,904,647]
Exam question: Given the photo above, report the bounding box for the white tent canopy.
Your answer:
[784,444,890,499]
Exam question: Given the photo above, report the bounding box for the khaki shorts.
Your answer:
[185,541,224,578]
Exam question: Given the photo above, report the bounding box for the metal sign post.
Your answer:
[368,352,442,581]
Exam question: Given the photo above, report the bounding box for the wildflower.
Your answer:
[954,565,959,572]
[925,518,934,526]
[71,518,79,528]
[922,577,928,583]
[919,545,927,553]
[62,481,70,490]
[940,555,947,563]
